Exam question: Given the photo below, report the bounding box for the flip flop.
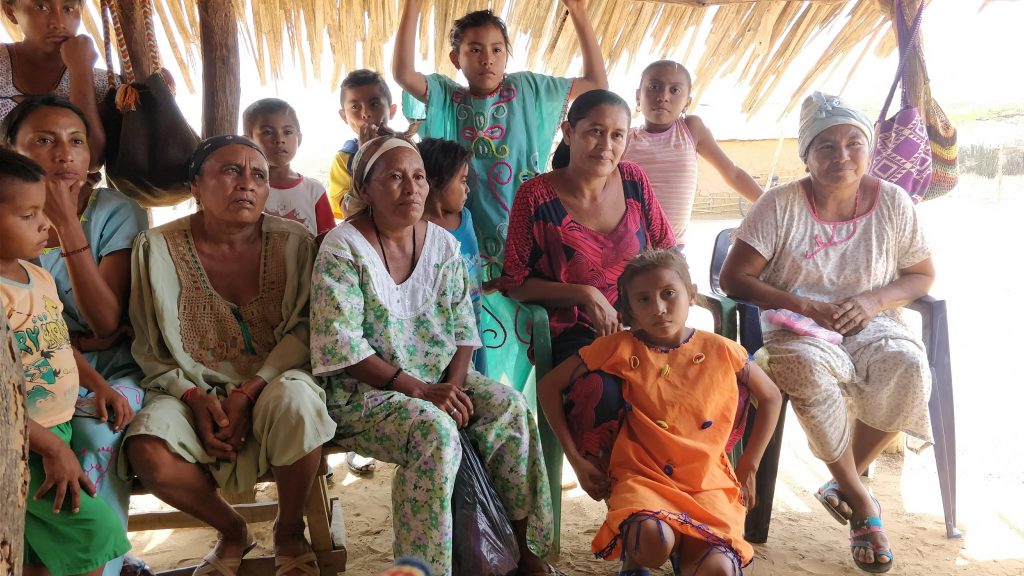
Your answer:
[192,541,257,576]
[815,480,853,525]
[346,452,376,475]
[849,499,893,573]
[274,551,319,576]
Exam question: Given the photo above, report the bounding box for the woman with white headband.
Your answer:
[309,135,556,576]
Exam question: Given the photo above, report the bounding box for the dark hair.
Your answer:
[449,10,511,52]
[0,148,46,202]
[2,94,90,148]
[340,69,393,106]
[551,89,631,170]
[2,0,83,6]
[640,60,693,91]
[241,98,299,136]
[416,138,471,196]
[616,249,695,325]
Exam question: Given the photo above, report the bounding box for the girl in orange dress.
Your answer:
[539,249,782,575]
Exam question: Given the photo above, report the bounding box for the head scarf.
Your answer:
[346,135,420,216]
[798,91,874,160]
[188,134,266,182]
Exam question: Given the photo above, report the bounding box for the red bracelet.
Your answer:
[60,243,91,258]
[231,387,257,405]
[181,386,201,402]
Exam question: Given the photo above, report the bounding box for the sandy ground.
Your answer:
[129,175,1024,575]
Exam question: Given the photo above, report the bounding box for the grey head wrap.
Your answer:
[798,91,874,160]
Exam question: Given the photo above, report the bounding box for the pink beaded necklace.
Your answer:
[804,181,861,260]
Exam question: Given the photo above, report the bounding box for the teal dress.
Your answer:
[404,71,572,388]
[39,187,146,576]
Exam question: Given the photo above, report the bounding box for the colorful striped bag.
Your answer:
[922,88,959,201]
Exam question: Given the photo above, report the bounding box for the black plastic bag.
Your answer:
[452,430,520,576]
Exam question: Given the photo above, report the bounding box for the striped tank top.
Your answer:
[622,117,698,244]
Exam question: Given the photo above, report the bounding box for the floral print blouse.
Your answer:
[310,222,480,407]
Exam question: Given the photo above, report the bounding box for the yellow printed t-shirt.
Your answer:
[2,260,78,427]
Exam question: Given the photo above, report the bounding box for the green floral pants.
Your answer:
[326,371,553,575]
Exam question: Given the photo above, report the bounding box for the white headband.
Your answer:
[361,138,419,181]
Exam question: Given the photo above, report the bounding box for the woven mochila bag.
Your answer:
[99,0,199,208]
[921,85,959,201]
[870,0,932,203]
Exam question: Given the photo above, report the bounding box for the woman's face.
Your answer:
[363,147,428,226]
[805,124,870,188]
[192,144,269,225]
[12,105,89,183]
[562,104,630,177]
[3,0,82,47]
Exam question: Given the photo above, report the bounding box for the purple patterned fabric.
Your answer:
[869,0,931,204]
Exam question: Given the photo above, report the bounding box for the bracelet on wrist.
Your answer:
[385,367,403,391]
[60,243,91,258]
[231,387,257,405]
[181,386,201,402]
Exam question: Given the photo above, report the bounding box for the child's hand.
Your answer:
[570,456,610,501]
[91,381,135,432]
[735,454,758,510]
[59,35,99,73]
[36,442,96,514]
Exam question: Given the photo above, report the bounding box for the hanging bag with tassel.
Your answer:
[99,0,199,208]
[869,0,932,203]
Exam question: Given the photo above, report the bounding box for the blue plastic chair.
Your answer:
[520,291,739,554]
[709,228,960,542]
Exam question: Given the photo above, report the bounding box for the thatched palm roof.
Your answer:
[2,0,912,116]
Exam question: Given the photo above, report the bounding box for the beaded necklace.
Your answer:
[804,181,862,260]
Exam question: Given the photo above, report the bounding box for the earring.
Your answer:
[635,105,641,113]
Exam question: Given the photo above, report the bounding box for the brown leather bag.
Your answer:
[99,0,198,208]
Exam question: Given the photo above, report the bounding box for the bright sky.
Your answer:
[3,0,1021,182]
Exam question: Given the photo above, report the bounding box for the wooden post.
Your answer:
[113,0,156,79]
[0,318,27,576]
[198,0,240,137]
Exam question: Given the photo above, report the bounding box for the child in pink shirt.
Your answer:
[623,61,763,245]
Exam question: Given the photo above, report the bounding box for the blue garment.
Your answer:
[38,187,147,576]
[403,71,572,388]
[447,208,485,373]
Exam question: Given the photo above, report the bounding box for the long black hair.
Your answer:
[2,95,90,148]
[550,89,631,170]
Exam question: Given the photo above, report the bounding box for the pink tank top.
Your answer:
[623,117,697,244]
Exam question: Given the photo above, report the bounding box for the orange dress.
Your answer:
[578,330,753,565]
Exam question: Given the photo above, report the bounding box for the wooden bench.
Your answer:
[127,446,347,576]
